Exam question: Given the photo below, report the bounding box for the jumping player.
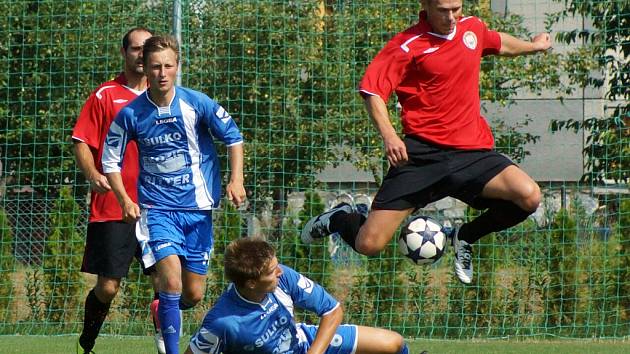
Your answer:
[301,0,551,284]
[186,237,418,354]
[102,35,246,354]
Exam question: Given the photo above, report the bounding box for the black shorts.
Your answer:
[372,136,515,211]
[81,221,147,278]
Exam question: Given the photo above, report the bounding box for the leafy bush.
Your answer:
[42,186,84,328]
[0,207,14,325]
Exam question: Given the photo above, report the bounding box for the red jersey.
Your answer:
[359,12,502,150]
[72,74,142,222]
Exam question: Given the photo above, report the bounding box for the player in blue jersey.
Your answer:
[186,238,421,354]
[102,35,246,354]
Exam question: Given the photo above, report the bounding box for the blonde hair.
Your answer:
[142,35,180,65]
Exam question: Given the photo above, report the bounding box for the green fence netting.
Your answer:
[0,0,628,339]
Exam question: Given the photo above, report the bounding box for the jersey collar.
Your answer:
[145,87,177,116]
[428,26,457,40]
[230,283,275,310]
[115,72,146,95]
[417,10,458,41]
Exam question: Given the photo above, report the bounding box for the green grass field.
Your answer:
[1,335,628,354]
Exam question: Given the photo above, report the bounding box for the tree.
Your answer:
[0,1,168,197]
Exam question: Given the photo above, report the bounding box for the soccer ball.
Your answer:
[398,216,447,265]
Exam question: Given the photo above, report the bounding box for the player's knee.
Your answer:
[162,277,183,293]
[521,182,541,212]
[94,283,119,302]
[183,292,203,307]
[182,285,204,308]
[355,229,388,256]
[383,332,405,353]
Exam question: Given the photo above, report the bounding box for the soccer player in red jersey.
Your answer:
[302,0,551,284]
[72,27,164,354]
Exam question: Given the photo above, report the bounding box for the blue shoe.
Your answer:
[301,202,353,244]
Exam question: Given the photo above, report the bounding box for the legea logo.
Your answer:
[155,242,172,251]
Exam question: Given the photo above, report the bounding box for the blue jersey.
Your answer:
[190,265,339,354]
[102,87,243,210]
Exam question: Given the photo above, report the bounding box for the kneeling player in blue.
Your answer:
[186,238,417,354]
[102,35,245,354]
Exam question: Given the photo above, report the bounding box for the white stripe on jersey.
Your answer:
[400,34,423,52]
[225,140,244,147]
[180,99,214,208]
[273,286,295,317]
[136,210,157,268]
[95,85,116,99]
[273,286,312,347]
[101,121,127,173]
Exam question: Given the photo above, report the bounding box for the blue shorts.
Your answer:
[300,323,358,354]
[136,209,213,275]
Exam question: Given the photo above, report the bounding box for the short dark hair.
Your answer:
[122,27,153,50]
[142,35,180,65]
[224,237,276,287]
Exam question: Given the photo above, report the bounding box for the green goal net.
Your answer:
[0,0,628,340]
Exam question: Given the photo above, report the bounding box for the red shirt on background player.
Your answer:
[72,73,141,221]
[301,0,552,286]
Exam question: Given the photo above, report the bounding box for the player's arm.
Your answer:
[307,305,343,354]
[280,265,342,354]
[363,94,408,167]
[225,142,246,207]
[203,97,246,207]
[105,171,140,223]
[101,116,139,223]
[498,32,551,57]
[73,140,111,193]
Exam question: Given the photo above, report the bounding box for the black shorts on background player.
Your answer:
[81,221,148,278]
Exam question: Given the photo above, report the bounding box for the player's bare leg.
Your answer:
[354,326,410,354]
[93,276,121,302]
[301,201,413,257]
[354,208,413,256]
[157,255,183,293]
[181,270,206,308]
[480,165,541,211]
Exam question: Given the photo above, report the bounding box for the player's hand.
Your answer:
[121,200,140,224]
[384,134,408,167]
[532,33,552,52]
[226,181,246,208]
[89,173,112,194]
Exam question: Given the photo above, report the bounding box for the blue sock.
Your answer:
[159,292,182,354]
[398,343,409,354]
